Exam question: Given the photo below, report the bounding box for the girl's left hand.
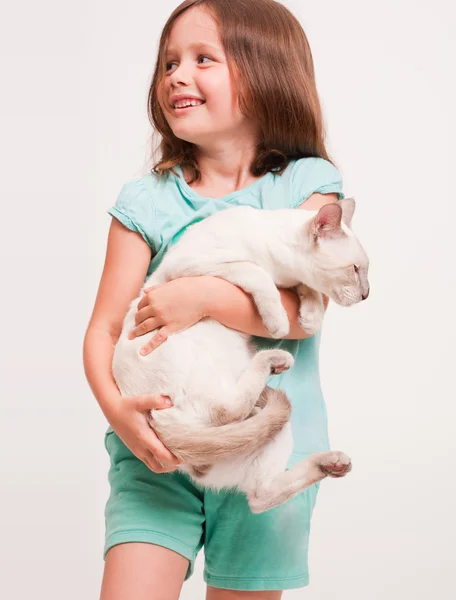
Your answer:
[128,276,209,355]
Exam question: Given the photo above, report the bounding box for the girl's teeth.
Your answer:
[175,100,204,108]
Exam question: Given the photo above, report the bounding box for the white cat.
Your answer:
[112,199,369,513]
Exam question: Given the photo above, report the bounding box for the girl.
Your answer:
[83,1,346,598]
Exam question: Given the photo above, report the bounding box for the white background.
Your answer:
[1,0,455,598]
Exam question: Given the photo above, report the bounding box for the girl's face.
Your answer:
[159,7,257,147]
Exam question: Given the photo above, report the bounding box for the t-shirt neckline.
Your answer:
[173,164,275,203]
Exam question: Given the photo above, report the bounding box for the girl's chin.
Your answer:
[169,123,212,138]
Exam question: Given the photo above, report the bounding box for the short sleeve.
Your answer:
[107,179,155,251]
[290,157,345,208]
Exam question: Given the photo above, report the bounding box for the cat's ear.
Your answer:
[339,198,356,228]
[311,203,343,239]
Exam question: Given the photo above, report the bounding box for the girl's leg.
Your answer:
[206,587,282,600]
[100,543,189,600]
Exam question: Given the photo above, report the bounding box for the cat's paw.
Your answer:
[318,451,352,478]
[262,350,295,374]
[298,309,323,335]
[261,309,290,339]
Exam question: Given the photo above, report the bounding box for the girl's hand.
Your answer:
[128,276,209,355]
[110,393,181,473]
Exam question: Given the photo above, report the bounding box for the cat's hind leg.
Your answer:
[211,349,294,425]
[247,451,352,514]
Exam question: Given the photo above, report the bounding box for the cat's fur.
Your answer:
[112,199,369,513]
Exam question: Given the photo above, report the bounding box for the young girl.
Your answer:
[83,1,346,598]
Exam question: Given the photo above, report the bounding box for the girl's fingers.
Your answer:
[136,295,148,311]
[134,305,153,326]
[137,287,158,310]
[137,285,160,306]
[134,394,172,411]
[129,317,161,339]
[147,446,179,471]
[147,431,181,465]
[149,440,180,465]
[140,327,169,355]
[143,456,175,474]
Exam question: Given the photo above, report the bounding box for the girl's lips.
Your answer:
[172,101,206,113]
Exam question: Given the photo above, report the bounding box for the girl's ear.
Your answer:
[339,197,356,227]
[311,203,343,239]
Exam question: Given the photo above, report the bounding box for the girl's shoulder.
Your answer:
[268,157,345,209]
[288,157,345,207]
[107,175,158,251]
[111,169,174,207]
[106,169,184,254]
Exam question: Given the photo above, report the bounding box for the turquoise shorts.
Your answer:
[104,430,321,592]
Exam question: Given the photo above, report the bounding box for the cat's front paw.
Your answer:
[298,309,323,335]
[267,321,290,339]
[261,309,290,339]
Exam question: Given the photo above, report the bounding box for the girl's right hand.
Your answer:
[109,394,181,474]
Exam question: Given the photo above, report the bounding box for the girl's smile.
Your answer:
[158,7,252,147]
[172,100,206,114]
[173,104,204,115]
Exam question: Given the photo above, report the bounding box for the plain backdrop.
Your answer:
[1,0,455,598]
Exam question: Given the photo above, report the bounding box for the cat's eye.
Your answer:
[353,265,359,273]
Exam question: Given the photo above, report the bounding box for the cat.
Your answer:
[111,199,369,513]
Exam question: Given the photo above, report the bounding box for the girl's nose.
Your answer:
[170,65,192,87]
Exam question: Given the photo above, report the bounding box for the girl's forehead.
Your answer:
[167,7,220,49]
[166,40,222,55]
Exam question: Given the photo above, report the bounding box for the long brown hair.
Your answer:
[148,0,337,184]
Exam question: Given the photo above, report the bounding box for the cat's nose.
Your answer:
[362,289,370,300]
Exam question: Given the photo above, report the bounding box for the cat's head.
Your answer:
[305,198,370,306]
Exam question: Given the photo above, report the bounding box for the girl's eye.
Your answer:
[165,55,212,72]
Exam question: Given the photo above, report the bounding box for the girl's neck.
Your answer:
[182,164,264,198]
[185,140,260,194]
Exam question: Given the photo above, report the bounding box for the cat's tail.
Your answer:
[150,386,291,466]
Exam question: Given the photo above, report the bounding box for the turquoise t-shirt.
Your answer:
[107,157,344,464]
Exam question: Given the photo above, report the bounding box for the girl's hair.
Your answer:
[148,0,337,184]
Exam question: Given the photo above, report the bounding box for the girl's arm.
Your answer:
[204,192,337,338]
[83,218,153,422]
[133,275,327,356]
[132,193,338,354]
[83,219,180,471]
[201,277,327,340]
